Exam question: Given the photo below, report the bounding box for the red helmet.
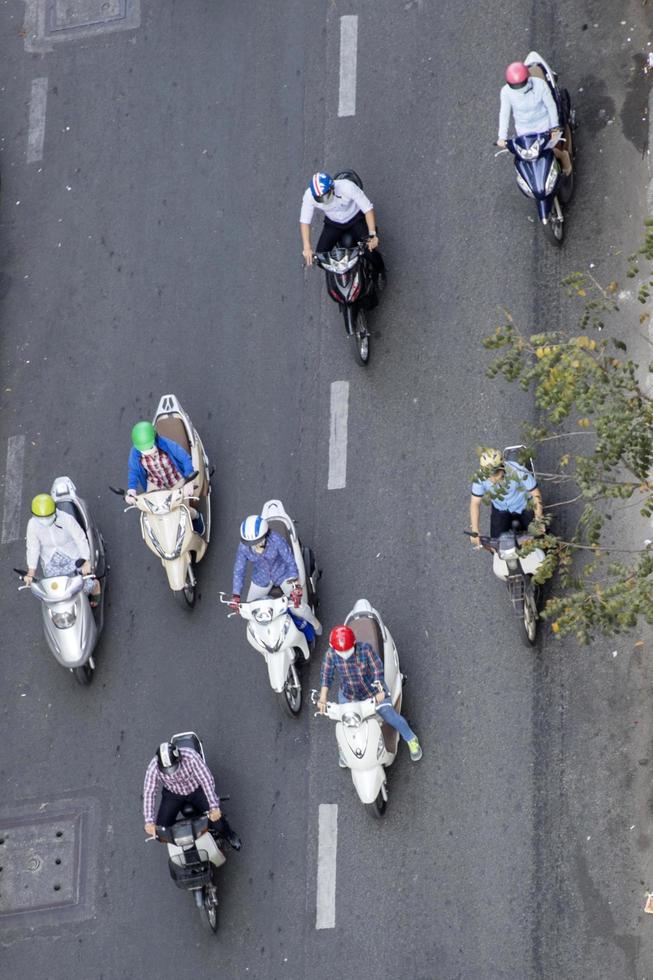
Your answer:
[329,625,356,652]
[505,62,529,86]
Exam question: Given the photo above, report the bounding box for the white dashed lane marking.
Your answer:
[27,78,48,164]
[327,381,349,490]
[1,436,26,545]
[338,15,358,117]
[315,803,338,929]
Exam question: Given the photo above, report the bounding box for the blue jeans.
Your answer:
[337,689,415,743]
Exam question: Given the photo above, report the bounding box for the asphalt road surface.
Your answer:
[1,1,653,978]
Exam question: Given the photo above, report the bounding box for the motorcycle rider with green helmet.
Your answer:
[126,420,204,535]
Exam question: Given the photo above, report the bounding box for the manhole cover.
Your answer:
[0,797,98,929]
[24,0,140,50]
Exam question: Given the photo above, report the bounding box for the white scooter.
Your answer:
[14,476,108,685]
[111,394,211,608]
[466,445,546,646]
[150,732,228,935]
[312,598,403,818]
[220,499,319,717]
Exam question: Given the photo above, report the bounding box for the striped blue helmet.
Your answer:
[310,172,334,202]
[240,515,269,545]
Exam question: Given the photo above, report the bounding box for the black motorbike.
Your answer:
[313,169,384,366]
[151,732,230,935]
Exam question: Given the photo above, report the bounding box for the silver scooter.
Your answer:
[14,476,108,685]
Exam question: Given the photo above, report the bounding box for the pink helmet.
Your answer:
[505,62,529,86]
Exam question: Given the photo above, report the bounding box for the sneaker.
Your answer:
[338,749,348,769]
[407,737,422,762]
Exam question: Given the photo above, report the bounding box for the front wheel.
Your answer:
[281,662,302,717]
[543,200,564,245]
[73,663,93,685]
[174,563,197,609]
[364,787,387,819]
[520,581,539,647]
[354,309,370,366]
[199,890,219,934]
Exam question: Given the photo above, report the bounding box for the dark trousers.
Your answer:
[490,507,532,539]
[317,212,385,273]
[156,786,234,838]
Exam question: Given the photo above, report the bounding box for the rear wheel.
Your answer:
[73,663,93,685]
[281,662,302,717]
[354,309,370,366]
[365,788,387,819]
[174,563,197,609]
[543,201,564,245]
[520,581,538,647]
[199,890,219,934]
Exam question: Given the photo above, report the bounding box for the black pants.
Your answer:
[156,786,234,838]
[490,507,532,539]
[317,212,385,273]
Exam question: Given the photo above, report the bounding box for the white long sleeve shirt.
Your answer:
[497,76,559,141]
[26,510,90,570]
[299,178,373,226]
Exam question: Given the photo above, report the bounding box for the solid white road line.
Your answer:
[316,803,338,929]
[338,15,358,117]
[1,435,26,545]
[27,78,48,164]
[328,381,349,490]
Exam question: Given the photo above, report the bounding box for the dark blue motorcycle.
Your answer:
[498,54,577,245]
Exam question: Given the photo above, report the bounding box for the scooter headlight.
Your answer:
[343,722,368,759]
[342,711,362,728]
[515,173,534,198]
[50,608,77,629]
[142,510,188,560]
[258,617,291,653]
[545,160,560,194]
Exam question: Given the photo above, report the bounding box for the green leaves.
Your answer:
[483,235,653,642]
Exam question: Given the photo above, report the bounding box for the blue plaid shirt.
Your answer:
[320,641,385,702]
[232,531,298,595]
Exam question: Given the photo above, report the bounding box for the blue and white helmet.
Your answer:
[310,172,334,203]
[240,515,269,546]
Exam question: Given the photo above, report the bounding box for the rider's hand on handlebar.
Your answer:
[470,532,483,550]
[303,247,314,267]
[144,822,156,837]
[81,560,92,576]
[183,482,196,498]
[209,807,222,822]
[23,573,34,586]
[125,489,137,505]
[317,699,327,715]
[290,582,303,608]
[229,593,241,611]
[497,139,507,148]
[366,234,379,251]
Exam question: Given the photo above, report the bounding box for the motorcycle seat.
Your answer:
[56,499,87,532]
[350,614,383,657]
[156,414,191,455]
[268,519,292,547]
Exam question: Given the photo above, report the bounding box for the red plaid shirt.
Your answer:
[141,447,181,490]
[142,747,220,823]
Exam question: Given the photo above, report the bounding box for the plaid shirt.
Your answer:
[141,447,181,490]
[320,641,385,702]
[142,747,220,823]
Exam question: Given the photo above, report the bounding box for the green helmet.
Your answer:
[31,493,55,517]
[131,421,156,452]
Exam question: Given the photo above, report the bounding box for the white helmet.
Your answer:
[479,448,504,471]
[240,515,269,545]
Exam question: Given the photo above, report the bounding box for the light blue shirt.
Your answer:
[471,461,537,513]
[498,76,559,141]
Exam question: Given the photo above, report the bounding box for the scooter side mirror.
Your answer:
[13,567,27,577]
[185,471,199,484]
[75,558,85,569]
[109,486,126,496]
